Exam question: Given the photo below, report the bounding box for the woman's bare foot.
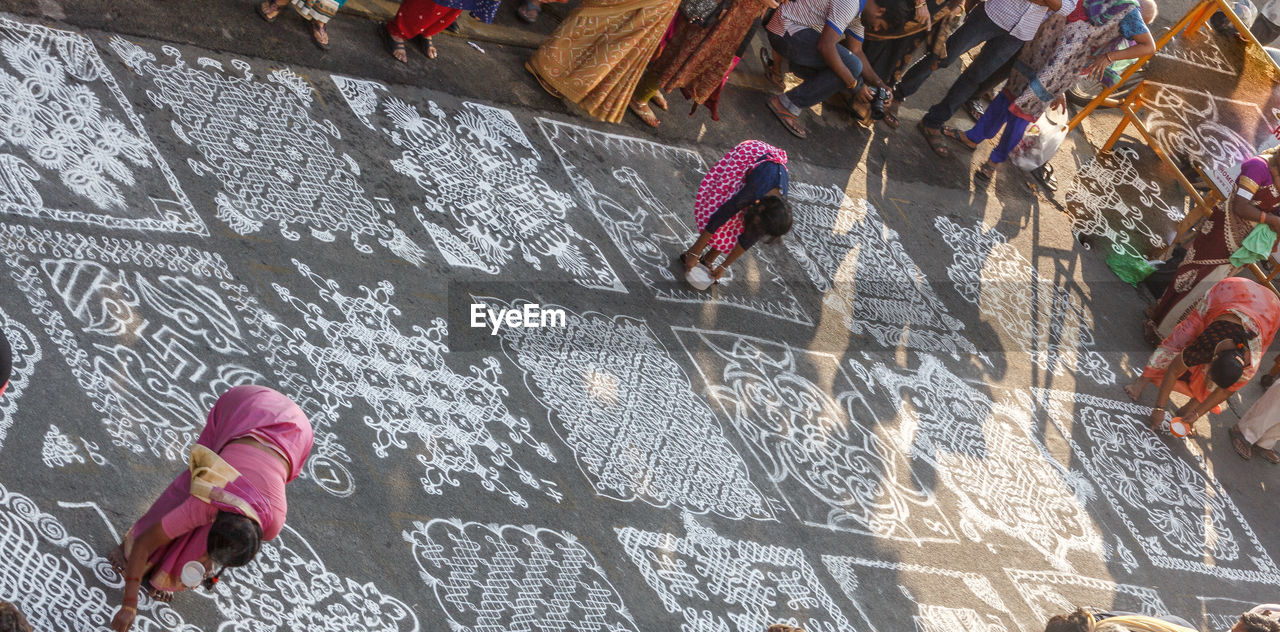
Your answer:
[1124,378,1147,401]
[681,251,699,271]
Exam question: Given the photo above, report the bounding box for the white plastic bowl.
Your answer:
[685,264,714,290]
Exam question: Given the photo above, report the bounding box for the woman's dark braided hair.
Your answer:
[203,511,263,589]
[744,195,793,244]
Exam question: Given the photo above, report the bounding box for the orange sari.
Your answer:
[527,0,680,122]
[1142,277,1280,401]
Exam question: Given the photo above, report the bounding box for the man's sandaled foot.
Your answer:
[420,36,438,59]
[975,161,996,184]
[257,0,283,22]
[1257,446,1280,464]
[381,24,407,63]
[941,125,978,150]
[516,0,541,22]
[629,101,661,127]
[1229,425,1253,460]
[918,121,949,157]
[310,22,330,50]
[768,96,805,138]
[882,101,900,129]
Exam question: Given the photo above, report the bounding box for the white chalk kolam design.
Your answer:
[266,259,559,507]
[0,484,196,631]
[1005,569,1169,624]
[861,357,1102,570]
[537,118,811,325]
[616,512,855,632]
[671,327,954,542]
[206,523,419,631]
[331,77,626,291]
[0,224,354,496]
[404,519,638,632]
[486,298,771,519]
[934,217,1116,386]
[0,305,40,453]
[1065,146,1185,260]
[40,425,108,469]
[0,18,203,234]
[821,557,1020,632]
[1153,32,1234,74]
[1142,83,1266,196]
[1196,596,1262,632]
[106,39,425,264]
[784,183,976,358]
[1031,388,1280,584]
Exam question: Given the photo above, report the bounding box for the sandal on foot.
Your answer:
[761,47,784,88]
[1033,163,1058,192]
[1229,426,1253,460]
[975,161,996,184]
[380,24,407,63]
[256,0,283,22]
[941,125,977,151]
[629,101,661,127]
[419,36,438,59]
[1258,446,1280,464]
[963,98,985,123]
[768,95,805,138]
[653,91,668,111]
[882,101,900,129]
[918,121,949,157]
[516,0,541,22]
[310,22,330,50]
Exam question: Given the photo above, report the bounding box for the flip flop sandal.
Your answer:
[975,162,996,184]
[882,101,900,129]
[1258,446,1280,464]
[380,24,407,63]
[418,36,438,59]
[941,125,977,151]
[629,101,661,127]
[256,0,282,22]
[1229,426,1253,460]
[516,0,541,23]
[310,22,330,50]
[1033,163,1058,192]
[918,121,949,157]
[768,96,806,139]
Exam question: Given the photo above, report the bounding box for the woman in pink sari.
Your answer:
[110,386,313,632]
[1126,277,1280,437]
[681,140,793,281]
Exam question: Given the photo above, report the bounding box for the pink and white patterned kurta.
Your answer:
[694,140,788,253]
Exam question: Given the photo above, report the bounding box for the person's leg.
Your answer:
[783,32,863,110]
[921,31,1022,129]
[964,92,1013,144]
[894,4,1005,101]
[986,113,1030,164]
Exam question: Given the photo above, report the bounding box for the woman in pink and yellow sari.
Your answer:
[109,386,313,632]
[1126,277,1280,437]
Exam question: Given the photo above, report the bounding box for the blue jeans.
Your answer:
[894,5,1023,127]
[769,29,863,108]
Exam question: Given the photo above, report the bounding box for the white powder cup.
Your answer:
[685,264,714,290]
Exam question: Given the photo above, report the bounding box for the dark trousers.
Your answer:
[769,28,864,108]
[894,4,1024,128]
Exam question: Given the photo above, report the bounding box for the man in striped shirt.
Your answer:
[891,0,1076,155]
[765,0,915,138]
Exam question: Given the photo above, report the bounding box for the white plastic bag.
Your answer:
[1009,109,1069,171]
